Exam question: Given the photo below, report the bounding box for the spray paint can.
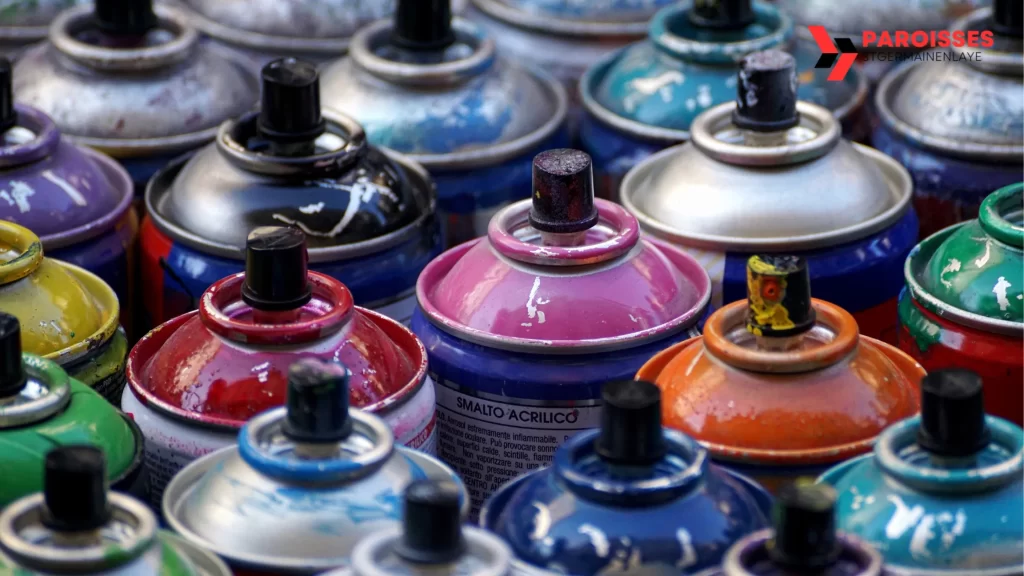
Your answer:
[0,0,87,58]
[696,484,885,576]
[141,58,439,331]
[898,183,1023,426]
[162,359,466,575]
[0,446,230,576]
[320,0,568,248]
[0,221,127,402]
[819,369,1024,575]
[621,50,916,343]
[0,314,143,508]
[0,59,137,337]
[412,148,711,513]
[872,1,1023,238]
[482,380,772,575]
[637,255,923,493]
[12,0,258,194]
[124,226,439,508]
[579,0,869,201]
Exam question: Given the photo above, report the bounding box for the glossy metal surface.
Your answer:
[819,415,1024,575]
[13,3,258,188]
[637,299,923,493]
[481,427,772,575]
[699,530,884,576]
[163,407,465,574]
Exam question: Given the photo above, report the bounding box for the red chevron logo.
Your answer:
[808,25,859,82]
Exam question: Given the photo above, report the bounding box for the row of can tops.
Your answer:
[0,342,1021,576]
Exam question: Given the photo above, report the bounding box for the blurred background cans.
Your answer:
[320,0,568,248]
[0,0,87,57]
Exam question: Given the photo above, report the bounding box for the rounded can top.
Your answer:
[0,221,119,365]
[874,6,1023,162]
[621,100,912,252]
[0,353,71,430]
[416,195,711,354]
[714,529,884,576]
[470,0,676,37]
[319,16,567,170]
[905,183,1024,334]
[637,298,923,466]
[12,3,258,159]
[145,108,437,263]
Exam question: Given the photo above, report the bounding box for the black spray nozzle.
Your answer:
[395,479,466,564]
[768,483,841,569]
[917,370,991,457]
[283,359,353,443]
[392,0,456,52]
[0,312,25,397]
[991,0,1023,37]
[733,50,800,133]
[530,149,599,235]
[746,255,815,338]
[595,380,666,466]
[242,226,313,312]
[93,0,158,36]
[257,59,326,145]
[0,58,16,134]
[689,0,755,30]
[42,446,111,532]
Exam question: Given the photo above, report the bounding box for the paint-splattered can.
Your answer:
[697,484,885,576]
[465,0,676,138]
[637,255,922,494]
[141,58,439,331]
[124,227,439,509]
[323,479,512,576]
[320,0,568,248]
[873,3,1023,239]
[12,0,258,195]
[162,359,466,575]
[413,148,711,513]
[621,50,916,343]
[579,0,869,201]
[0,0,86,58]
[0,314,143,508]
[0,221,127,402]
[819,370,1024,575]
[482,380,772,575]
[898,184,1023,426]
[0,446,231,576]
[0,62,138,337]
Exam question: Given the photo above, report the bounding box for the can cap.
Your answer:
[768,483,841,569]
[991,0,1023,37]
[732,50,800,133]
[529,149,600,234]
[745,255,815,338]
[93,0,158,36]
[0,58,16,134]
[917,369,991,457]
[391,0,456,52]
[689,0,755,30]
[282,359,353,443]
[257,59,327,144]
[595,380,666,465]
[41,446,111,532]
[395,479,466,564]
[0,312,26,398]
[242,226,313,312]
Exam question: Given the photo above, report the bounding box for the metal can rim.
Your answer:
[160,532,233,576]
[470,0,654,38]
[38,260,120,367]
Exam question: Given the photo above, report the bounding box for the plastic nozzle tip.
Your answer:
[745,255,815,338]
[258,59,327,144]
[917,369,991,457]
[93,0,158,36]
[769,483,841,569]
[282,359,353,443]
[42,446,111,532]
[242,226,313,312]
[992,0,1023,37]
[689,0,755,30]
[392,0,456,51]
[0,313,25,397]
[529,149,599,234]
[0,58,16,133]
[733,50,800,133]
[595,380,666,465]
[395,479,466,564]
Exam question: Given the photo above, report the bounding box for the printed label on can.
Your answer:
[401,413,437,456]
[432,376,602,512]
[144,439,203,510]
